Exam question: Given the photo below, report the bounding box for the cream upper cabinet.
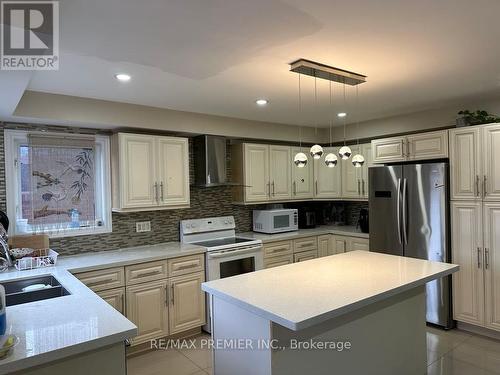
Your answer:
[126,279,169,345]
[243,143,270,202]
[112,133,190,211]
[483,203,500,331]
[483,124,500,201]
[291,148,313,199]
[449,128,482,200]
[451,201,484,326]
[342,144,361,199]
[371,136,406,163]
[406,130,448,161]
[157,137,190,206]
[372,130,448,164]
[269,145,292,200]
[116,133,157,209]
[314,147,342,199]
[168,272,206,335]
[318,234,332,257]
[360,143,373,198]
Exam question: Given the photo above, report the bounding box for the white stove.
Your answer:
[180,216,263,332]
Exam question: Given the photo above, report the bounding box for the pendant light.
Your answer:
[294,73,308,168]
[309,75,324,160]
[324,78,338,168]
[338,80,352,160]
[351,85,365,167]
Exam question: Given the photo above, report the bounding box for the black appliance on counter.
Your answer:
[298,208,316,229]
[357,208,369,233]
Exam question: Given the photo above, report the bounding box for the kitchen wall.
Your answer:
[0,124,265,255]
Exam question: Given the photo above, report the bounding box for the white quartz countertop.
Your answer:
[0,242,205,374]
[202,251,458,331]
[238,224,369,242]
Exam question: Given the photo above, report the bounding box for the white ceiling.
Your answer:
[23,0,500,127]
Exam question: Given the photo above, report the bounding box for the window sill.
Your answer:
[14,226,113,239]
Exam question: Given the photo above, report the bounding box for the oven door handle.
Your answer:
[207,246,262,259]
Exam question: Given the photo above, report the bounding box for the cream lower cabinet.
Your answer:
[318,235,333,257]
[126,279,169,345]
[452,201,500,332]
[332,235,347,254]
[97,288,125,314]
[168,272,206,334]
[293,249,318,262]
[331,235,369,253]
[112,133,190,211]
[263,240,294,269]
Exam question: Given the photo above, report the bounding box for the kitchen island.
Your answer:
[202,251,458,375]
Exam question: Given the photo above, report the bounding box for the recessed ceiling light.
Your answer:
[256,99,268,106]
[115,73,131,82]
[337,112,347,118]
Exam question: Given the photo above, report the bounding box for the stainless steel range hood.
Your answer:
[194,135,227,187]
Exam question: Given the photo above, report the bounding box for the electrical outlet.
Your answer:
[136,221,151,233]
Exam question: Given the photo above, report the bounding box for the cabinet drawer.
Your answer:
[75,267,125,292]
[264,254,293,269]
[293,237,318,253]
[126,260,168,285]
[168,254,205,277]
[293,249,318,263]
[263,240,293,259]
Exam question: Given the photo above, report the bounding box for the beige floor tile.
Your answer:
[447,336,500,374]
[127,348,203,375]
[428,349,442,365]
[428,355,498,375]
[427,327,472,357]
[179,334,213,369]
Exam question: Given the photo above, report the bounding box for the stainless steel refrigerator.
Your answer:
[369,162,452,329]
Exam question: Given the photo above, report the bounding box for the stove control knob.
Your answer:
[224,220,229,224]
[191,223,197,228]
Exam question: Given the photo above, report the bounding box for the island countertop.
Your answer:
[202,251,459,331]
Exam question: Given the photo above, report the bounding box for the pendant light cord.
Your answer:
[298,73,302,150]
[314,75,318,137]
[329,78,333,147]
[356,85,360,147]
[343,80,347,146]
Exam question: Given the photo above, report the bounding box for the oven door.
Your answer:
[206,245,263,282]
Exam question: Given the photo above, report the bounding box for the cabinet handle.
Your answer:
[293,181,297,195]
[357,179,361,195]
[165,285,169,306]
[121,293,125,314]
[476,175,480,197]
[485,248,490,269]
[171,284,175,305]
[483,176,487,198]
[85,277,115,287]
[154,182,159,203]
[315,181,318,195]
[136,270,160,278]
[362,179,366,196]
[270,247,289,254]
[477,247,482,269]
[272,181,275,196]
[175,261,199,270]
[160,182,164,201]
[267,182,271,197]
[406,140,410,157]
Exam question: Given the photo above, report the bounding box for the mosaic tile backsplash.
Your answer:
[0,124,367,255]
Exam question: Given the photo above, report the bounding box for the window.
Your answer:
[5,130,112,237]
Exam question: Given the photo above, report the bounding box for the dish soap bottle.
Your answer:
[0,284,5,335]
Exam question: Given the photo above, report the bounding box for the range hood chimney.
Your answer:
[194,135,227,187]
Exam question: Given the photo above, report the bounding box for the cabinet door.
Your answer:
[407,130,448,161]
[264,254,293,269]
[331,235,347,254]
[126,280,168,345]
[318,235,332,257]
[291,148,313,199]
[348,237,370,252]
[342,145,362,199]
[451,201,484,326]
[483,124,500,201]
[244,144,270,202]
[269,145,292,200]
[371,137,406,164]
[449,128,482,200]
[484,203,500,331]
[360,143,373,198]
[157,137,190,206]
[97,287,125,314]
[168,272,206,335]
[293,249,318,263]
[314,147,341,198]
[119,134,157,208]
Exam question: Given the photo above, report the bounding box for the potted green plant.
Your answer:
[456,110,500,127]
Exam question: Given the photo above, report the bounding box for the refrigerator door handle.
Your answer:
[396,178,402,244]
[402,178,408,245]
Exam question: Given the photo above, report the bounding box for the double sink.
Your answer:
[2,275,70,307]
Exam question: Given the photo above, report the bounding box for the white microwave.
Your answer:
[253,209,298,234]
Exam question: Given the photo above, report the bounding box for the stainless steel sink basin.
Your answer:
[2,275,70,306]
